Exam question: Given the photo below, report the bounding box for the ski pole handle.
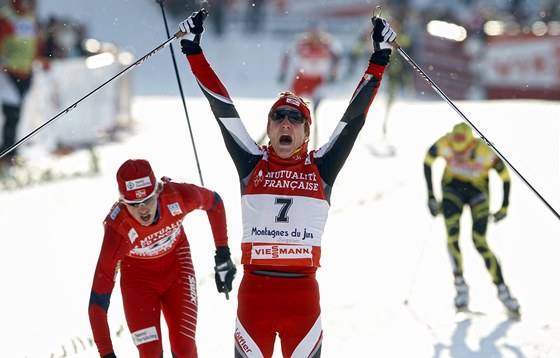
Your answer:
[372,6,401,50]
[175,8,208,42]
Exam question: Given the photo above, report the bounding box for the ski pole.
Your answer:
[403,217,436,306]
[156,0,205,186]
[372,6,560,221]
[0,24,192,160]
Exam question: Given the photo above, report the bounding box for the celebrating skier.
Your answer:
[178,9,396,357]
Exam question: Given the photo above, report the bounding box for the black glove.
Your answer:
[178,9,207,43]
[102,354,117,358]
[493,207,508,222]
[428,196,440,217]
[214,246,236,299]
[371,17,397,53]
[369,17,396,66]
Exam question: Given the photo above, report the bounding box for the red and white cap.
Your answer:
[269,91,312,126]
[116,159,157,203]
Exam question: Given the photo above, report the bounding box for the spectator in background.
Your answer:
[0,0,48,167]
[44,16,87,59]
[208,0,225,36]
[246,0,266,34]
[277,22,341,147]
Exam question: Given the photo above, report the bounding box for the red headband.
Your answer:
[269,93,312,125]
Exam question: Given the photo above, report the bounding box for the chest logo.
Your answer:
[254,170,264,187]
[128,228,138,244]
[167,202,182,216]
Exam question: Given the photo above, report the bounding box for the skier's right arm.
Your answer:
[178,11,262,179]
[88,224,129,358]
[424,143,440,216]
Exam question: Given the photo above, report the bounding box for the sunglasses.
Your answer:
[124,193,157,207]
[270,109,307,125]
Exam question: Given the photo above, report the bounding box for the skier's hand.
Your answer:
[428,196,440,217]
[371,17,396,53]
[178,9,207,42]
[102,353,116,358]
[493,207,508,222]
[214,246,237,299]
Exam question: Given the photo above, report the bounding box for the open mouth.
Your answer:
[279,135,293,145]
[140,214,152,223]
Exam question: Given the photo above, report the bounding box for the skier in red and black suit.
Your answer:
[88,159,236,358]
[179,10,396,358]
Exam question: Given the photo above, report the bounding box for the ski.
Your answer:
[455,306,521,321]
[455,307,485,318]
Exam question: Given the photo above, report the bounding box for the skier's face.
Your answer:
[123,191,159,226]
[267,106,309,158]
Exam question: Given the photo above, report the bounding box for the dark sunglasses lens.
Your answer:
[272,109,305,124]
[130,195,155,207]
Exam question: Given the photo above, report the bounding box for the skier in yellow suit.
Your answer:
[423,122,520,317]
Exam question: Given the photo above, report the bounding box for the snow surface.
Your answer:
[2,1,560,357]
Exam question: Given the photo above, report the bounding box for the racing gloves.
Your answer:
[214,246,237,299]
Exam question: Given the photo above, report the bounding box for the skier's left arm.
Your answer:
[492,157,511,222]
[179,183,236,297]
[180,183,229,248]
[315,17,396,186]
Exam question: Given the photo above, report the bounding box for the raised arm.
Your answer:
[178,11,262,181]
[315,17,396,186]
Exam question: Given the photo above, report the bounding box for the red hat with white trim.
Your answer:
[116,159,157,203]
[269,91,312,126]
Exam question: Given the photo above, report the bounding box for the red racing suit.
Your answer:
[184,42,387,357]
[88,179,229,357]
[279,30,341,98]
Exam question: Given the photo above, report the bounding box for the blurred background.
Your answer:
[0,0,553,162]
